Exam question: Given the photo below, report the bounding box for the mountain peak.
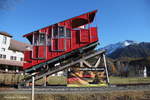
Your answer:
[123,40,138,46]
[100,40,138,54]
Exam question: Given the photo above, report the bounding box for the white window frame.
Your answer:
[2,36,7,44]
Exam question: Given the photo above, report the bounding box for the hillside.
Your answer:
[99,41,150,76]
[108,42,150,59]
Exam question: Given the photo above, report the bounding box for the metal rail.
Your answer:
[2,83,150,94]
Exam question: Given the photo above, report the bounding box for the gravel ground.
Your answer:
[0,85,150,94]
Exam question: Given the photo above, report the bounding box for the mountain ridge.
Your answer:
[99,40,150,59]
[100,40,138,54]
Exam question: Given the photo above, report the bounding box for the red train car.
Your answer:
[23,10,99,72]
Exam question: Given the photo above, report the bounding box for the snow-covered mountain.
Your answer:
[100,40,138,55]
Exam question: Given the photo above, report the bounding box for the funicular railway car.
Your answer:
[23,10,99,73]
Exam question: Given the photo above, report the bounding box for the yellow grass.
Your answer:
[109,76,150,84]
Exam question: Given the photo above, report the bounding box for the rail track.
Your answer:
[0,83,150,94]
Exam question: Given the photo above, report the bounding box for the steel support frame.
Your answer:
[20,50,109,86]
[79,52,110,84]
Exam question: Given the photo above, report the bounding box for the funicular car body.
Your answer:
[23,10,99,72]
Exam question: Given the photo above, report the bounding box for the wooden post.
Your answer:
[44,76,47,87]
[32,75,34,100]
[31,73,36,100]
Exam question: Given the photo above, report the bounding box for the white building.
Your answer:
[0,32,31,74]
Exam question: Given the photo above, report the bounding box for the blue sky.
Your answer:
[0,0,150,47]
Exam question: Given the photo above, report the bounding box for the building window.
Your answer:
[2,36,7,44]
[10,56,17,60]
[20,58,23,61]
[14,56,16,60]
[3,55,6,59]
[0,54,2,58]
[10,56,13,60]
[0,54,6,59]
[1,48,5,52]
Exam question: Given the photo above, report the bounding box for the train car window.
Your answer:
[52,26,69,38]
[39,33,45,45]
[66,28,71,38]
[58,26,65,38]
[47,34,51,38]
[47,34,51,46]
[53,27,58,38]
[33,33,39,45]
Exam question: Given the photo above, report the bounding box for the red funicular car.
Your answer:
[23,10,99,73]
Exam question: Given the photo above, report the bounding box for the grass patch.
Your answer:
[47,76,67,85]
[35,76,67,85]
[109,76,150,84]
[0,74,24,84]
[0,74,67,85]
[67,83,107,87]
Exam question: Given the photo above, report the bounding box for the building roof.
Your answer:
[9,39,32,52]
[0,59,23,67]
[0,31,12,37]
